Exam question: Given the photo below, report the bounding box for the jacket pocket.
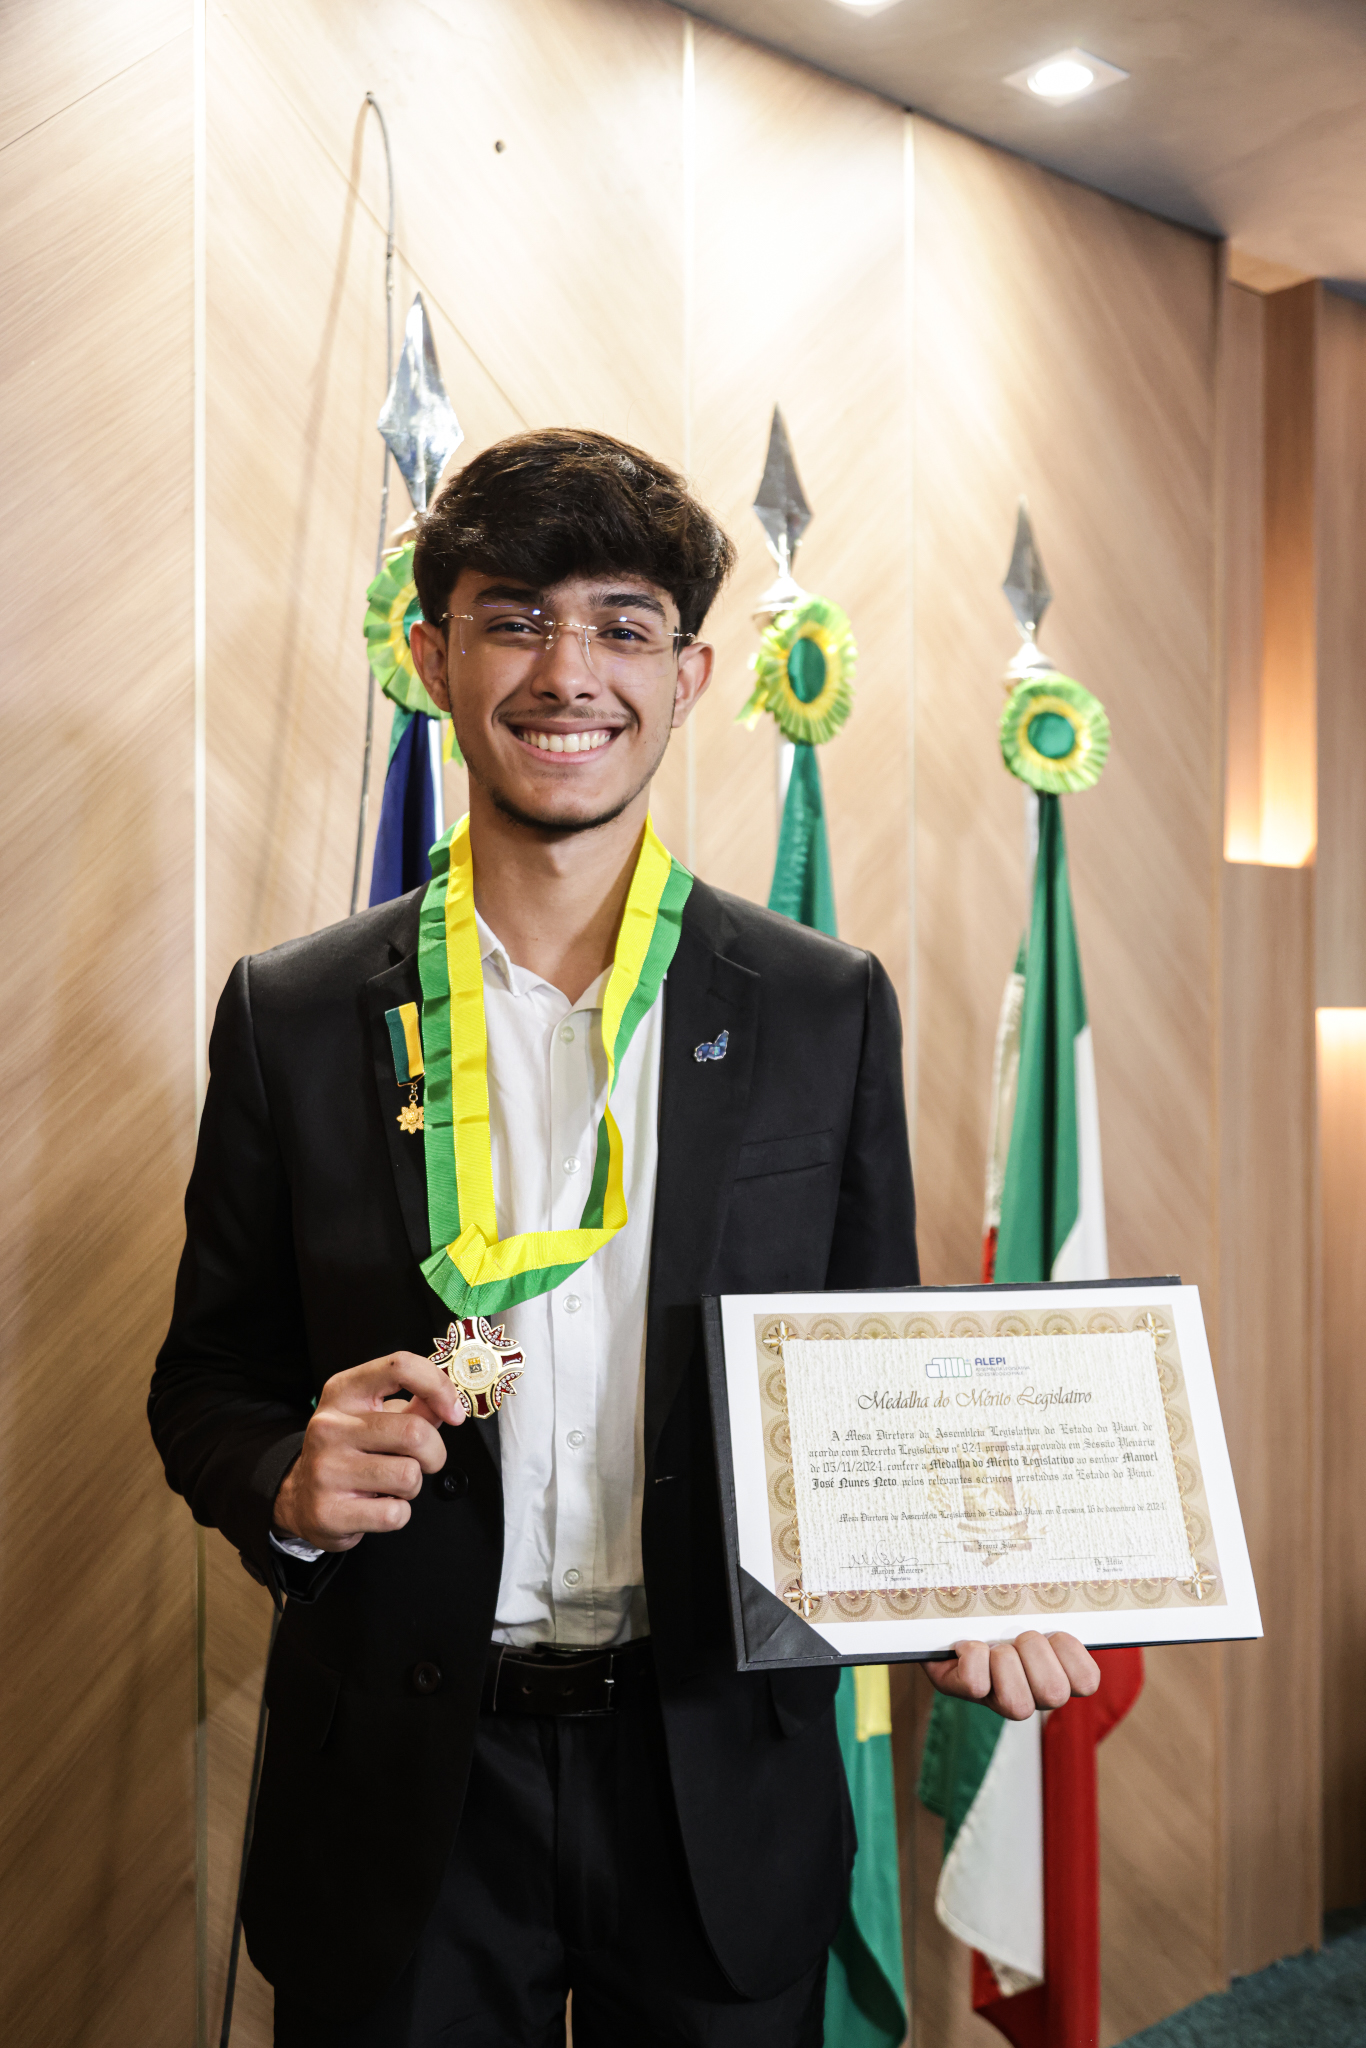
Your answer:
[265,1627,343,1752]
[735,1129,834,1181]
[768,1663,841,1737]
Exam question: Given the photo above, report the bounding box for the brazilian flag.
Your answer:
[767,778,906,2048]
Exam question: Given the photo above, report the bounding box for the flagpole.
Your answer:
[349,94,396,916]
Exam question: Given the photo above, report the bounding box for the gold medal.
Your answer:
[428,1316,525,1420]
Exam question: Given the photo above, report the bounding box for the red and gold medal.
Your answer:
[428,1317,525,1419]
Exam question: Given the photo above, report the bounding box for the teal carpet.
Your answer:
[1119,1911,1366,2046]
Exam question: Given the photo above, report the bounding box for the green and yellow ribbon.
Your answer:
[739,595,856,746]
[384,1002,424,1083]
[999,672,1109,794]
[417,813,692,1317]
[364,542,464,766]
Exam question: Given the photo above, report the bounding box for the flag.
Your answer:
[766,750,905,2048]
[919,791,1142,2048]
[824,1668,908,2048]
[994,794,1107,1288]
[368,704,445,905]
[768,742,837,937]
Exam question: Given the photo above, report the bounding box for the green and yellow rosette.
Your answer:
[739,595,856,745]
[999,672,1109,794]
[364,542,463,765]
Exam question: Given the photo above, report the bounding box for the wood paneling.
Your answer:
[0,17,196,2047]
[1218,862,1320,1971]
[1318,1011,1366,1911]
[1220,283,1266,864]
[909,117,1224,2043]
[1259,283,1318,868]
[687,24,911,991]
[1315,289,1366,1007]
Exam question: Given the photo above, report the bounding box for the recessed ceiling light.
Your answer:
[1005,47,1129,103]
[833,0,898,15]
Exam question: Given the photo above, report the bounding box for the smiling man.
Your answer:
[149,429,1097,2048]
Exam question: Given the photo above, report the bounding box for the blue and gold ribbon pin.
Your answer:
[385,1002,425,1134]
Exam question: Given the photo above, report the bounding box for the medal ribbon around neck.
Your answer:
[417,812,693,1317]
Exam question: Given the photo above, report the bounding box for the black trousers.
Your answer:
[273,1647,827,2047]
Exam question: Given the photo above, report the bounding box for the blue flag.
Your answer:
[369,706,444,905]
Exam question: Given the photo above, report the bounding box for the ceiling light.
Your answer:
[1005,48,1129,103]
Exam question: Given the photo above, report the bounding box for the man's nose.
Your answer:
[534,623,599,692]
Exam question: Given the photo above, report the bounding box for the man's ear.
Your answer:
[670,641,714,729]
[410,618,452,714]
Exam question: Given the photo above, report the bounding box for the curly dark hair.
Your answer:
[412,428,736,640]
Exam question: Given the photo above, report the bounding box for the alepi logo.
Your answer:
[926,1356,972,1380]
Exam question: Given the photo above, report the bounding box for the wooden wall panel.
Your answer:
[1259,283,1318,869]
[909,117,1224,2043]
[1220,283,1266,864]
[1318,1011,1366,1911]
[688,24,911,998]
[1315,288,1366,1919]
[1218,862,1320,1971]
[0,15,196,2047]
[1315,288,1366,1007]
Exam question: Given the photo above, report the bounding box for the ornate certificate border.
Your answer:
[753,1301,1226,1626]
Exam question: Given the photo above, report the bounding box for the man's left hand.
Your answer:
[925,1631,1100,1720]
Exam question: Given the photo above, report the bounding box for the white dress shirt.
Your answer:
[275,914,662,1649]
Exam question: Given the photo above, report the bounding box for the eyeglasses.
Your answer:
[446,601,694,682]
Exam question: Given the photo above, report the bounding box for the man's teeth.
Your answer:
[521,729,613,753]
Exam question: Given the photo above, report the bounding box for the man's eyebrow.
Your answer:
[474,581,544,604]
[587,588,668,621]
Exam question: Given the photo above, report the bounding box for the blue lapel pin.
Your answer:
[693,1029,729,1065]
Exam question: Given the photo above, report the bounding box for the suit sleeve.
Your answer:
[825,953,919,1290]
[148,957,316,1596]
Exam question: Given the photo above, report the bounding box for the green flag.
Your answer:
[766,751,906,2046]
[825,1668,908,2047]
[768,743,837,936]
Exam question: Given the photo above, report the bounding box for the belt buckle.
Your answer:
[562,1650,616,1719]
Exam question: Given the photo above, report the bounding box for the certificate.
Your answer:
[703,1280,1261,1668]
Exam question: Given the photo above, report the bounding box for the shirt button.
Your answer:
[567,1429,585,1449]
[559,1023,575,1044]
[563,1294,581,1314]
[563,1568,582,1587]
[562,1155,580,1175]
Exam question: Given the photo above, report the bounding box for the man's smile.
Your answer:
[510,725,621,756]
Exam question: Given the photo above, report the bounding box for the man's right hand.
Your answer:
[272,1350,468,1552]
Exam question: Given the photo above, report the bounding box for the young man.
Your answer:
[150,430,1097,2047]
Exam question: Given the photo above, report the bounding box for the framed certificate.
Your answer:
[703,1279,1261,1670]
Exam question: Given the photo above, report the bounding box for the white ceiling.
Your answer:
[692,0,1366,293]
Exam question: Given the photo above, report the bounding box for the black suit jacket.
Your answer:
[149,877,918,2015]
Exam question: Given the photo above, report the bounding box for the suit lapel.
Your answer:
[365,916,501,1471]
[645,885,758,1462]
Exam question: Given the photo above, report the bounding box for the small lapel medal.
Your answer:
[429,1317,525,1419]
[385,1002,425,1133]
[694,1028,729,1064]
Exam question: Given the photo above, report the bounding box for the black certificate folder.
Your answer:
[702,1282,1262,1672]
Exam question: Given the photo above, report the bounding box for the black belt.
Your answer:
[482,1638,652,1718]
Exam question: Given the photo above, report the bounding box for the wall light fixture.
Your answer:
[1005,48,1129,103]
